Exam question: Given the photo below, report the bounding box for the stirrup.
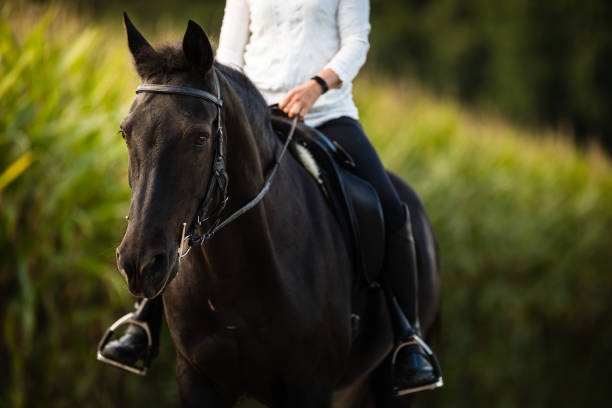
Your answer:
[391,334,444,396]
[96,311,153,376]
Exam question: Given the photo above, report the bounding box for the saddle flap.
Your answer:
[341,172,386,285]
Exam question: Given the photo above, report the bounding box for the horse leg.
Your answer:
[334,374,377,408]
[176,355,238,408]
[338,360,414,408]
[269,390,334,408]
[370,361,414,408]
[336,285,395,408]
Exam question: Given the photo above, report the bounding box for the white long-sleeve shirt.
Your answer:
[216,0,371,127]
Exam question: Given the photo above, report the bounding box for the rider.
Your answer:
[100,0,441,395]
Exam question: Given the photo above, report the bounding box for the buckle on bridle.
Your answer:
[178,222,191,258]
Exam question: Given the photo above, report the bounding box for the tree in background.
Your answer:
[369,0,612,152]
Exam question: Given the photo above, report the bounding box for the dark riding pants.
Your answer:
[316,116,405,233]
[317,116,419,326]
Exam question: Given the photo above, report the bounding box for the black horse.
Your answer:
[115,15,440,408]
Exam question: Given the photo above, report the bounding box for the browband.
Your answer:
[136,79,222,107]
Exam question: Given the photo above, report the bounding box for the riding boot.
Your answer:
[385,203,442,396]
[100,296,163,372]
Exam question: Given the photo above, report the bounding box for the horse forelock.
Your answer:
[135,43,209,84]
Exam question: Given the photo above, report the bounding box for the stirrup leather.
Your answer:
[96,311,153,376]
[391,334,444,396]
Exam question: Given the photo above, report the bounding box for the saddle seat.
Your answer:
[269,108,385,286]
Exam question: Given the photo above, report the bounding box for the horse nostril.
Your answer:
[140,252,168,277]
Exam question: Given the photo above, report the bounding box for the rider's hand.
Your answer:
[278,79,323,121]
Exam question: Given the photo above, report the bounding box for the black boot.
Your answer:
[98,297,163,375]
[388,295,442,395]
[385,204,442,396]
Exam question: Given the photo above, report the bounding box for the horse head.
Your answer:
[116,14,222,299]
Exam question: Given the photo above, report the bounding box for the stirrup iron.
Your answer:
[391,334,444,396]
[96,309,153,376]
[389,296,443,396]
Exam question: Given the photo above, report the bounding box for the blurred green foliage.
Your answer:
[369,0,612,152]
[356,80,612,406]
[0,6,178,407]
[1,2,612,408]
[58,0,612,151]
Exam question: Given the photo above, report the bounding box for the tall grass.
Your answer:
[1,3,612,407]
[0,6,179,407]
[356,79,612,406]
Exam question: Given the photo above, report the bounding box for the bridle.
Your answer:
[134,69,298,260]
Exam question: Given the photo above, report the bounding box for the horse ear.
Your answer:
[182,20,214,74]
[123,12,157,77]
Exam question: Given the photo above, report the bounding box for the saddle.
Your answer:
[269,108,385,286]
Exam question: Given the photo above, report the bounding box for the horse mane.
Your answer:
[214,62,274,147]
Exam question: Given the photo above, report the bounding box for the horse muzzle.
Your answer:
[116,246,178,299]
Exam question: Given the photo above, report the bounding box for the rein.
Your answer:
[134,70,298,259]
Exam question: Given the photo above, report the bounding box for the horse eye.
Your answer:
[192,132,209,148]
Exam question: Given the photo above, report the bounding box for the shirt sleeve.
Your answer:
[216,0,250,70]
[324,0,371,84]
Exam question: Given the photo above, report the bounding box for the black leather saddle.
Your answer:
[269,107,385,286]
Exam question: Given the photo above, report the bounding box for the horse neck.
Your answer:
[222,76,277,204]
[179,73,348,318]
